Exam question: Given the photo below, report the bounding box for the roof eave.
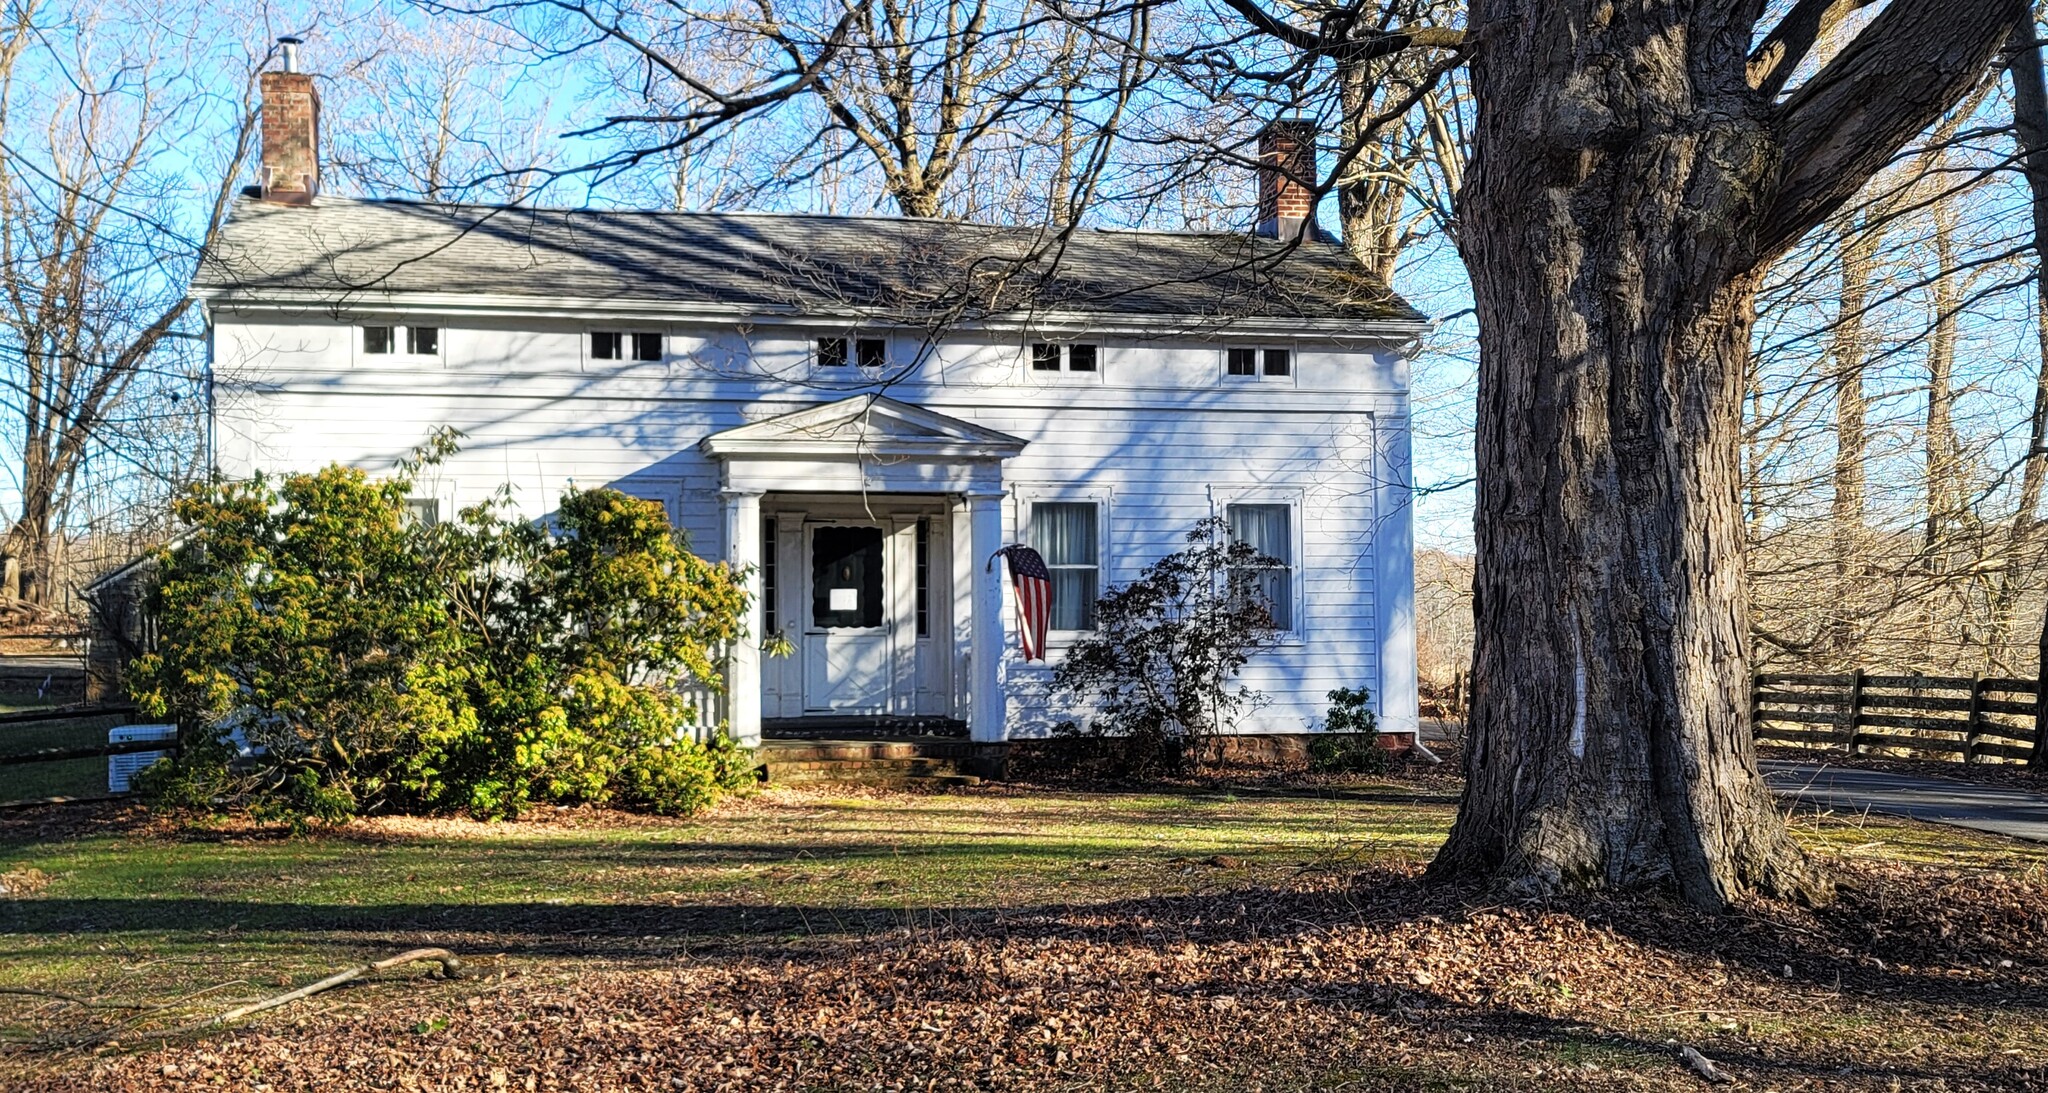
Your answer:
[189,286,1430,340]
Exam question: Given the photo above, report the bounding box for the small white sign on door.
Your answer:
[830,587,859,612]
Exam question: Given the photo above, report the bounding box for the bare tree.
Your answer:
[0,0,259,607]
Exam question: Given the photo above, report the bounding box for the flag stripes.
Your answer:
[992,544,1053,661]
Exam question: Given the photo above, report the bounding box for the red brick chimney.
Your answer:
[259,38,319,205]
[1256,118,1318,241]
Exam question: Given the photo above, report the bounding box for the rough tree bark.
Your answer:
[1432,0,2023,909]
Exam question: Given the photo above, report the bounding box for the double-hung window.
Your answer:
[1227,503,1294,631]
[1031,501,1100,631]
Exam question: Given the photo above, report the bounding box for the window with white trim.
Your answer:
[1030,342,1099,374]
[1224,345,1291,380]
[592,330,663,362]
[1227,502,1294,631]
[1031,501,1099,630]
[363,325,440,358]
[815,335,889,371]
[402,497,441,527]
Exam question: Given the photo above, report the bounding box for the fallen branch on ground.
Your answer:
[1681,1045,1733,1083]
[211,949,464,1027]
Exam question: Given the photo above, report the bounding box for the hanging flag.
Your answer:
[990,544,1053,661]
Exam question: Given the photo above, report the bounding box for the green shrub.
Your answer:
[1050,518,1279,777]
[615,734,756,816]
[1307,687,1391,774]
[129,433,752,825]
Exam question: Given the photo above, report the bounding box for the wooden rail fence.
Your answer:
[1752,671,2044,764]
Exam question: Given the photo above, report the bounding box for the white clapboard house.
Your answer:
[188,58,1426,749]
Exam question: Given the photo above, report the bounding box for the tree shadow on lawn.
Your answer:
[4,860,2040,1015]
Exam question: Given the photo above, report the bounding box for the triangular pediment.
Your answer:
[700,395,1027,460]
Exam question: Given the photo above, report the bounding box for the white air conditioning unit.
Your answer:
[107,724,177,793]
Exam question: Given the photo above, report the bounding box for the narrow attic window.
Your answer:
[1225,345,1293,382]
[816,337,849,367]
[591,331,624,361]
[407,326,439,355]
[631,332,663,362]
[1032,342,1100,374]
[363,325,394,355]
[857,337,887,369]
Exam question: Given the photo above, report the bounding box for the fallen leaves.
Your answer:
[4,857,2042,1091]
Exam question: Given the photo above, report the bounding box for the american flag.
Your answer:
[991,544,1052,661]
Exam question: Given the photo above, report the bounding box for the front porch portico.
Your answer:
[700,396,1027,747]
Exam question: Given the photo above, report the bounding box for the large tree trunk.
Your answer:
[1432,0,2020,909]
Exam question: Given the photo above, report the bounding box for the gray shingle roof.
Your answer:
[193,194,1423,325]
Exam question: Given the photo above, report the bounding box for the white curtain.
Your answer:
[1033,502,1098,630]
[1229,504,1292,630]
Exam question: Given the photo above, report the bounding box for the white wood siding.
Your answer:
[208,315,1418,737]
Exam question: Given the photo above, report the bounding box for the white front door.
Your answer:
[803,524,893,713]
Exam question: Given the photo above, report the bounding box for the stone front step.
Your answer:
[757,738,992,786]
[763,740,981,764]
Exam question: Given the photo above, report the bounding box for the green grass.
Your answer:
[0,782,2041,1035]
[0,783,1452,1000]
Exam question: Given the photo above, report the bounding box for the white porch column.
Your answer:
[966,490,1007,743]
[722,488,764,747]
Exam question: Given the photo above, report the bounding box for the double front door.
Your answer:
[797,518,944,715]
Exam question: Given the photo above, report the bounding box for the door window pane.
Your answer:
[811,526,885,629]
[1033,502,1098,630]
[1228,503,1293,630]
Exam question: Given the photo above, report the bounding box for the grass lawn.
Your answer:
[2,780,2046,1090]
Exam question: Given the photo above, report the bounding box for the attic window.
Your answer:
[1225,345,1293,381]
[818,336,888,370]
[1031,342,1099,374]
[591,331,661,362]
[364,325,438,358]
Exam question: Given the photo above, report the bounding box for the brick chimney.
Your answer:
[1255,118,1318,241]
[258,37,319,205]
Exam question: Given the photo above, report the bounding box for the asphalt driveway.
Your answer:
[1763,760,2048,844]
